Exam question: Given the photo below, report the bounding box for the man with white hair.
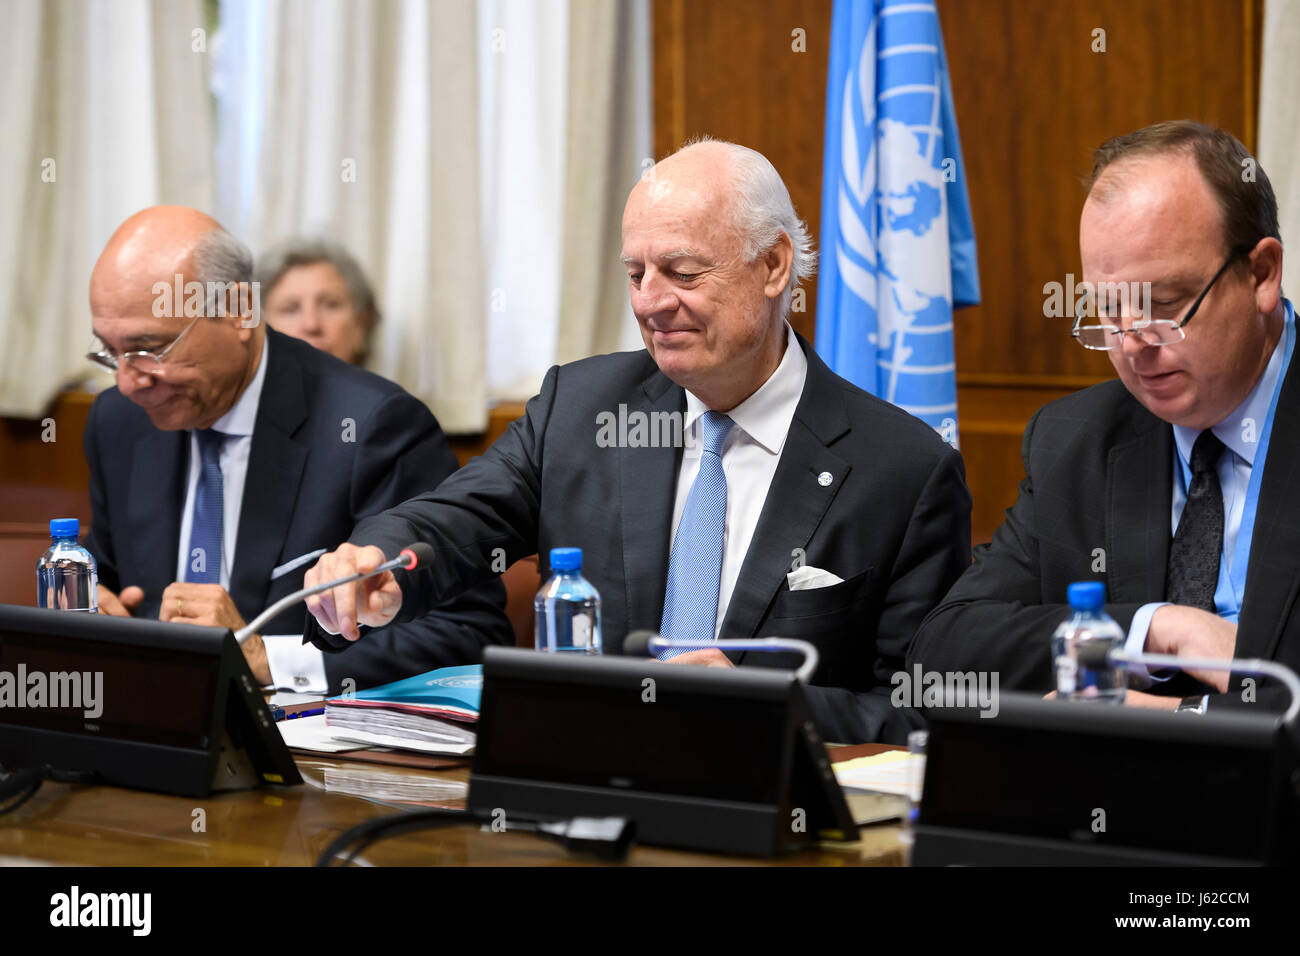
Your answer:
[303,141,972,743]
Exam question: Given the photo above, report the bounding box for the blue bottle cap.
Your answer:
[50,518,80,539]
[1067,581,1106,611]
[549,547,583,572]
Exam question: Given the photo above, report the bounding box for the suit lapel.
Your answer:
[721,338,850,643]
[126,429,187,605]
[229,332,310,620]
[1105,404,1172,605]
[617,367,685,641]
[1238,357,1300,659]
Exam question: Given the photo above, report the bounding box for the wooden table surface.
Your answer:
[0,744,904,866]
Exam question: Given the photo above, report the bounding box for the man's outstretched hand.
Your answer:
[304,543,402,641]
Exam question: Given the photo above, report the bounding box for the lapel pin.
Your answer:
[817,471,833,487]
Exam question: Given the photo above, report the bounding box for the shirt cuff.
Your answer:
[1125,602,1171,688]
[263,634,329,693]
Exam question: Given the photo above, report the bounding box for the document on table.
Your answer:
[832,750,922,797]
[277,714,476,756]
[327,727,475,756]
[276,714,359,753]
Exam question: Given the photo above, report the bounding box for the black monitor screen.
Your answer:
[477,675,790,804]
[922,714,1279,860]
[0,628,218,751]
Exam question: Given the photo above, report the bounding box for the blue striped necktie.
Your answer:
[658,411,734,659]
[186,428,225,584]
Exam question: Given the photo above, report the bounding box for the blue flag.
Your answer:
[815,0,980,448]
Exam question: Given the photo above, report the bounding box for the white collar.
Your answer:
[682,323,807,455]
[209,335,268,437]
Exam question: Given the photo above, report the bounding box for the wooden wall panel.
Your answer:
[0,392,92,496]
[941,0,1259,382]
[654,0,833,343]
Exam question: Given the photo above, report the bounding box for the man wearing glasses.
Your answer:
[909,121,1293,714]
[82,205,512,693]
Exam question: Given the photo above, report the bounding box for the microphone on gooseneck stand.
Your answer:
[622,629,821,684]
[1075,642,1300,727]
[233,542,435,644]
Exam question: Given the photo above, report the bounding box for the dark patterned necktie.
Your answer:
[185,428,226,583]
[1165,430,1225,611]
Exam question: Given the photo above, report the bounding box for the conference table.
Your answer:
[0,743,905,866]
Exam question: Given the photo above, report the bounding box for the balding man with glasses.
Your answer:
[82,205,512,694]
[910,121,1295,715]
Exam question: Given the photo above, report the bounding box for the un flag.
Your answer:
[815,0,980,448]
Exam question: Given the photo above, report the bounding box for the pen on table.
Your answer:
[279,707,326,721]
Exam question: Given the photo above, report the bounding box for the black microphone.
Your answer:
[622,629,821,684]
[622,630,658,658]
[401,542,436,571]
[1075,642,1300,726]
[235,542,433,644]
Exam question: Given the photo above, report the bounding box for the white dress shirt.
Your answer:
[670,323,808,639]
[173,336,328,691]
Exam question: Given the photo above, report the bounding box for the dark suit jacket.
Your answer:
[83,329,513,693]
[909,361,1300,713]
[309,334,972,743]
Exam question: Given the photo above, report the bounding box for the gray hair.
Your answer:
[254,237,381,333]
[676,137,818,320]
[192,227,255,319]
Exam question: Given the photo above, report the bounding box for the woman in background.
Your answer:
[256,238,379,365]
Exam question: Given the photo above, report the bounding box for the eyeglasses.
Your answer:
[1071,248,1249,351]
[86,313,203,375]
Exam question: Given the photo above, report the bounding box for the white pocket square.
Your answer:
[786,565,845,591]
[271,548,328,581]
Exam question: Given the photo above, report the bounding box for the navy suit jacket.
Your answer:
[909,359,1300,713]
[83,329,513,693]
[309,334,972,743]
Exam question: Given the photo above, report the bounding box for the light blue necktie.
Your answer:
[658,411,734,659]
[185,428,225,584]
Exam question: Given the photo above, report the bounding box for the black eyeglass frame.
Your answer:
[1070,245,1255,351]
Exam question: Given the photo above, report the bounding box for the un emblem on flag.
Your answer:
[819,0,979,449]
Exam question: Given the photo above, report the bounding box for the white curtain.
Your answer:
[554,0,653,366]
[213,0,489,432]
[0,0,651,426]
[214,0,649,425]
[1259,0,1300,301]
[476,0,571,400]
[0,0,213,417]
[478,0,651,402]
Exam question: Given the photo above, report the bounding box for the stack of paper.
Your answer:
[320,664,482,756]
[832,750,923,797]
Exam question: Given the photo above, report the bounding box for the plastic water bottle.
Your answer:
[1052,581,1125,702]
[534,547,601,653]
[37,518,98,612]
